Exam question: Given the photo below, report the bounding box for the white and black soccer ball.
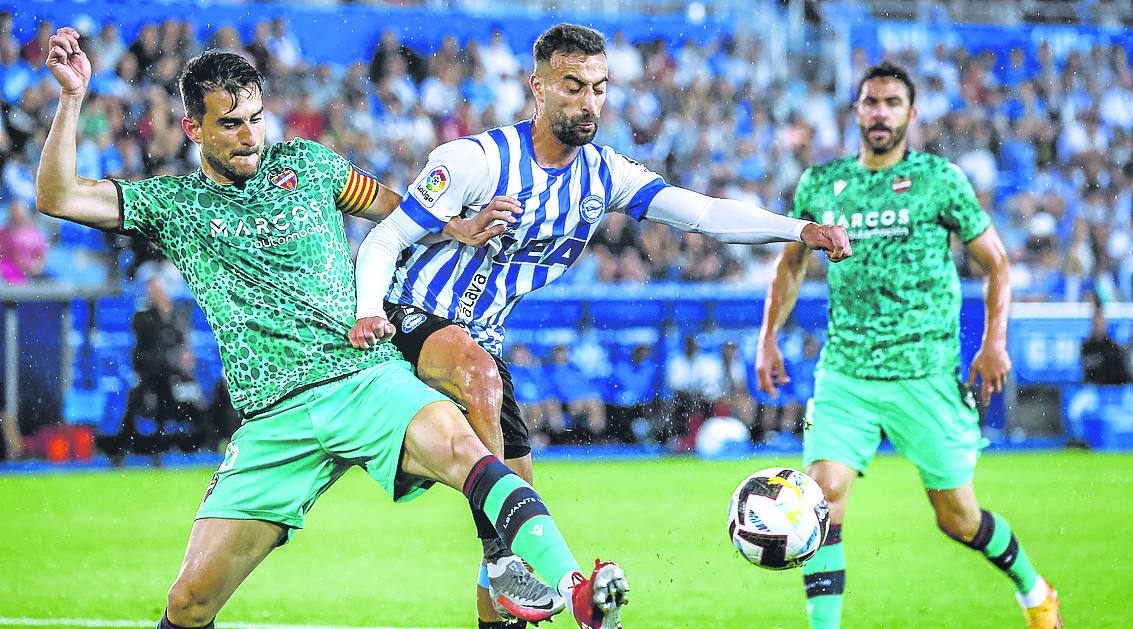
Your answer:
[727,467,830,570]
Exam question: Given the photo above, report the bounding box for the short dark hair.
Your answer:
[178,50,264,120]
[533,23,606,64]
[857,61,916,105]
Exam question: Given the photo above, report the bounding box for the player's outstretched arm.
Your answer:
[965,226,1012,402]
[35,27,121,230]
[642,187,851,261]
[756,242,811,397]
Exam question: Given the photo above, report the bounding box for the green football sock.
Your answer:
[802,523,844,629]
[955,510,1038,594]
[464,456,581,587]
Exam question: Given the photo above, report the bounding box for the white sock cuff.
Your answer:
[1016,578,1050,608]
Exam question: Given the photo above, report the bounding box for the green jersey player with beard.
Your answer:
[756,62,1063,629]
[37,30,631,629]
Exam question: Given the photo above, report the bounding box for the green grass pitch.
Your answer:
[2,451,1129,628]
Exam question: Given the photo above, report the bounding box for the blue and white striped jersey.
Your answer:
[388,120,669,355]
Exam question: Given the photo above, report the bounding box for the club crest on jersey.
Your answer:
[414,166,450,207]
[270,169,298,191]
[892,177,911,194]
[833,180,847,196]
[580,194,605,224]
[401,313,427,333]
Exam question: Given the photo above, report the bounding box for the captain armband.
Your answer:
[336,165,380,215]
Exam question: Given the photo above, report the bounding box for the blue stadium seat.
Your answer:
[712,300,761,328]
[508,299,584,329]
[63,388,107,425]
[58,221,108,251]
[95,296,137,333]
[669,300,708,333]
[588,299,665,329]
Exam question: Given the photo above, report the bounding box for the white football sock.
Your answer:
[1016,578,1050,608]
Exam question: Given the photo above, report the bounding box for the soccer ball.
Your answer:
[727,467,830,570]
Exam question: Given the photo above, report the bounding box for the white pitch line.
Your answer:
[0,619,457,629]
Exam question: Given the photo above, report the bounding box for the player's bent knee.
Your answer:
[166,580,218,626]
[454,347,502,404]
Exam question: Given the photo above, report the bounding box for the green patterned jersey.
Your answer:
[112,138,400,415]
[790,151,991,379]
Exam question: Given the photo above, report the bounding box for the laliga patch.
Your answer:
[414,166,450,208]
[891,177,911,194]
[579,194,606,224]
[270,168,298,191]
[401,312,427,333]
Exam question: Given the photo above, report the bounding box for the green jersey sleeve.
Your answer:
[939,163,991,242]
[289,138,381,215]
[790,168,817,222]
[111,176,177,242]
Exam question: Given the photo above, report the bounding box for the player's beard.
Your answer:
[204,146,261,185]
[548,108,599,146]
[860,120,908,155]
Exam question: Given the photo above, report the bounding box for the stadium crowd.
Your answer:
[1,14,1131,299]
[2,11,1132,450]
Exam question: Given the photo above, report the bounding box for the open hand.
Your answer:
[46,27,91,95]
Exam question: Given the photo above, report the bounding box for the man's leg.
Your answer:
[162,518,283,627]
[928,484,1060,627]
[800,370,886,629]
[888,374,1061,629]
[400,401,629,629]
[412,325,559,625]
[802,461,855,629]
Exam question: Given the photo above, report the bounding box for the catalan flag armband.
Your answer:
[336,165,380,215]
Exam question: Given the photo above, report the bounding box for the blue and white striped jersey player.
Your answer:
[350,23,851,629]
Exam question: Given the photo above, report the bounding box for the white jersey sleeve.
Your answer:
[401,138,495,233]
[604,148,670,220]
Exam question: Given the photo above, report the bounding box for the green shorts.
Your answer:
[802,368,988,490]
[196,359,450,538]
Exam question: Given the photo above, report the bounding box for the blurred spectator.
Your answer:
[266,17,304,74]
[477,30,519,81]
[369,29,426,86]
[774,333,821,440]
[606,32,643,83]
[21,20,52,67]
[506,344,562,448]
[0,200,47,284]
[1081,297,1132,385]
[2,11,1130,298]
[546,345,607,442]
[100,275,203,463]
[662,335,723,446]
[607,345,661,444]
[205,378,241,452]
[719,341,755,428]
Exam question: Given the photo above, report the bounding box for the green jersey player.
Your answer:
[37,27,630,629]
[756,62,1063,629]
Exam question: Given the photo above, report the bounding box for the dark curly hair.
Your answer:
[857,61,916,105]
[533,23,606,64]
[178,50,264,120]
